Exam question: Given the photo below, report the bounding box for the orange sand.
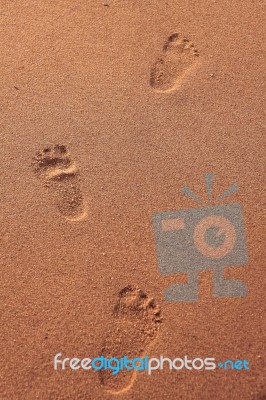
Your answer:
[1,1,265,399]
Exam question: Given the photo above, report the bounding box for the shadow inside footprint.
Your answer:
[150,33,199,93]
[32,145,87,221]
[99,285,162,394]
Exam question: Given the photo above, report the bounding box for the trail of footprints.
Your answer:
[99,285,162,394]
[32,145,87,221]
[31,30,196,394]
[150,33,199,92]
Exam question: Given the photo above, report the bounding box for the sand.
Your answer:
[1,0,265,399]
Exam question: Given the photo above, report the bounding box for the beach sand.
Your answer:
[1,0,265,399]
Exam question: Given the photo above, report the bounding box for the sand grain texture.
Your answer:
[1,0,265,399]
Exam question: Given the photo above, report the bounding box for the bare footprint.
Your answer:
[32,145,87,221]
[99,285,162,394]
[150,33,199,93]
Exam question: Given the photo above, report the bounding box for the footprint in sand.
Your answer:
[32,145,87,221]
[150,33,199,93]
[99,285,162,394]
